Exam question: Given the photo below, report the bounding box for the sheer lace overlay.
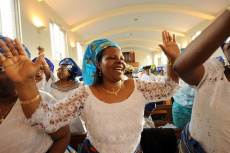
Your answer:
[189,58,230,152]
[136,76,180,103]
[28,87,88,132]
[27,77,179,153]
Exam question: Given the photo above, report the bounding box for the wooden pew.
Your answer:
[152,104,173,122]
[151,104,183,139]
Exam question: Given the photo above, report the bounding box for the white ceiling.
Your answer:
[43,0,230,52]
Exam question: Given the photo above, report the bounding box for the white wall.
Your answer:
[176,13,225,59]
[19,0,84,71]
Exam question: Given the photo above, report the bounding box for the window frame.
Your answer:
[0,0,22,40]
[49,19,68,61]
[76,41,83,66]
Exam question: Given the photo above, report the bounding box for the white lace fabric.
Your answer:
[28,77,179,153]
[28,87,87,133]
[44,77,85,133]
[189,58,230,153]
[136,77,180,102]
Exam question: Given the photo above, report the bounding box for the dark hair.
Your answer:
[124,71,133,75]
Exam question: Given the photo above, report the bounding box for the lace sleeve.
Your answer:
[27,87,89,133]
[136,77,180,103]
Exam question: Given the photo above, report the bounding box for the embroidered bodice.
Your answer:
[44,79,85,133]
[29,77,179,153]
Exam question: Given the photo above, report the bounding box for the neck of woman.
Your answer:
[59,79,70,84]
[101,80,122,91]
[35,76,43,83]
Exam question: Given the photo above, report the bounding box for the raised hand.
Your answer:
[0,37,44,84]
[37,46,45,55]
[159,30,180,63]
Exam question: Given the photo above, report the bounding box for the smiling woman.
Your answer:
[44,58,85,133]
[0,31,180,153]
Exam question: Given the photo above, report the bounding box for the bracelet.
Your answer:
[20,94,40,105]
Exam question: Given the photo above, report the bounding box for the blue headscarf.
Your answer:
[138,67,144,72]
[82,39,120,85]
[215,56,225,64]
[157,66,164,74]
[145,102,156,111]
[0,35,31,58]
[180,48,185,53]
[32,57,54,72]
[59,58,82,78]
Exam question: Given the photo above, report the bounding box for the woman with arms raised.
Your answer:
[0,31,180,153]
[0,36,70,153]
[173,8,230,152]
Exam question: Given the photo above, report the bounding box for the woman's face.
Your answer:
[223,43,230,64]
[57,65,70,80]
[98,47,126,82]
[160,69,164,75]
[35,66,44,78]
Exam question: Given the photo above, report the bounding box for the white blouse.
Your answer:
[0,91,53,153]
[141,74,153,82]
[189,58,230,153]
[44,80,86,133]
[36,74,47,91]
[28,78,179,153]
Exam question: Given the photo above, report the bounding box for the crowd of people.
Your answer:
[0,7,229,153]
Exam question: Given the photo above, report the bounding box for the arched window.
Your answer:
[49,19,67,61]
[154,54,158,66]
[0,0,20,39]
[161,52,167,65]
[77,42,83,66]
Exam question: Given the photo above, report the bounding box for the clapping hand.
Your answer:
[0,37,44,84]
[37,46,45,56]
[159,30,180,63]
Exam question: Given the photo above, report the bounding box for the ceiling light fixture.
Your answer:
[37,25,46,30]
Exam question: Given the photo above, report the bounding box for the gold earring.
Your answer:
[99,70,101,77]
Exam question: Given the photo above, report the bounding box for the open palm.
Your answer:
[0,37,43,83]
[159,31,180,63]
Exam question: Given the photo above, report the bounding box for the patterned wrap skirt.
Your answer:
[179,123,205,153]
[81,139,142,153]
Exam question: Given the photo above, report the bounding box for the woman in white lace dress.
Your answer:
[44,58,86,133]
[0,30,180,153]
[174,9,230,153]
[0,36,70,153]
